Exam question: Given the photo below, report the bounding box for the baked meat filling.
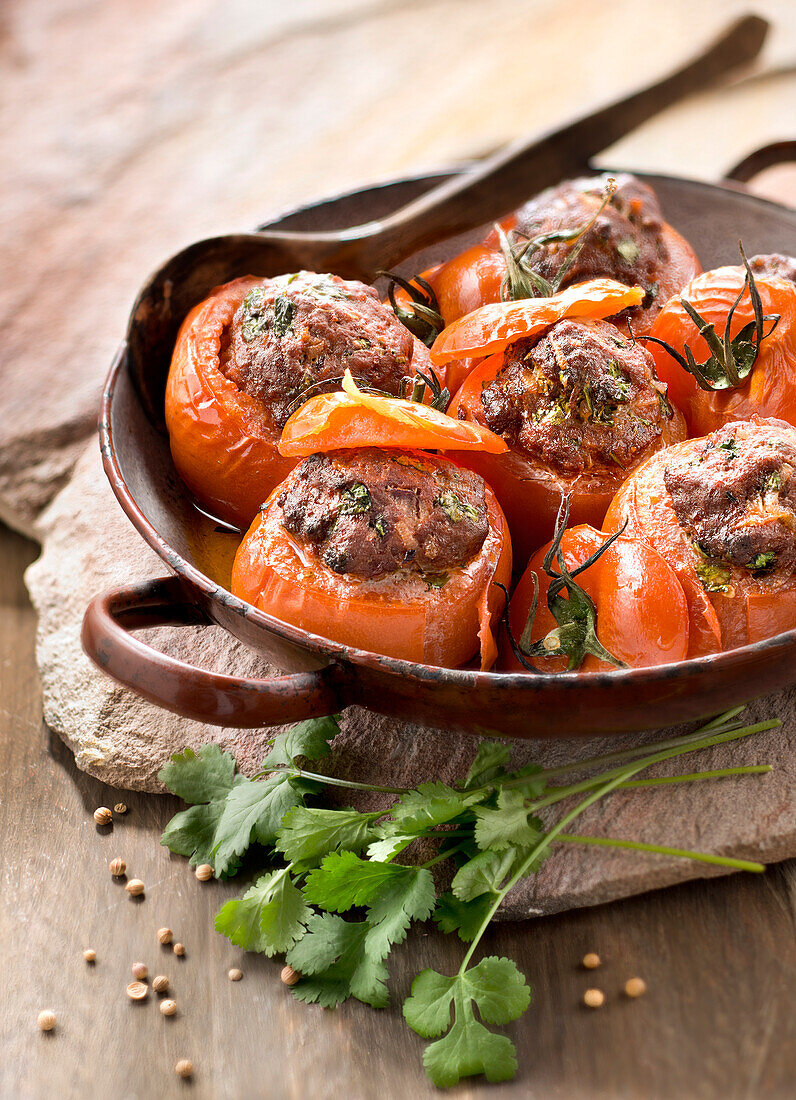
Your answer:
[513,173,667,301]
[278,450,489,580]
[664,426,796,576]
[480,318,671,473]
[220,272,415,429]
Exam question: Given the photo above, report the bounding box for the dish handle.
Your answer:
[81,576,341,727]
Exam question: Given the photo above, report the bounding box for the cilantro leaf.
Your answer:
[366,834,415,862]
[463,741,511,789]
[263,716,340,769]
[161,799,228,867]
[211,775,306,875]
[286,913,389,1008]
[214,868,310,956]
[159,744,236,803]
[473,789,544,851]
[276,807,382,867]
[303,852,436,957]
[433,893,495,942]
[403,958,531,1088]
[386,782,479,835]
[450,848,518,902]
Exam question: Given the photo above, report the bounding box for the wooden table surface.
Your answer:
[1,523,795,1097]
[2,1,796,1096]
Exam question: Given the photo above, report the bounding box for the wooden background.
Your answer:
[1,0,795,1096]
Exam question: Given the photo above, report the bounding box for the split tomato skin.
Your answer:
[165,276,298,529]
[500,524,690,673]
[604,417,796,654]
[646,266,796,435]
[231,456,512,671]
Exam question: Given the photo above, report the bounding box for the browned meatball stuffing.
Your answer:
[220,272,415,429]
[278,449,489,579]
[749,253,796,286]
[513,173,667,302]
[480,318,671,473]
[664,425,796,572]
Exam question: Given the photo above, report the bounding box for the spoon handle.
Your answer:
[347,14,769,274]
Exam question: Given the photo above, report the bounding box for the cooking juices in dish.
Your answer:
[165,271,434,528]
[163,171,796,672]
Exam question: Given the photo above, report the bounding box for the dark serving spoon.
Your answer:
[128,13,769,412]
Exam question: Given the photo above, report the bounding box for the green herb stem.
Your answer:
[618,765,771,788]
[459,765,646,973]
[555,833,765,873]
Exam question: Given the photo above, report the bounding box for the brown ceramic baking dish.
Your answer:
[82,167,796,739]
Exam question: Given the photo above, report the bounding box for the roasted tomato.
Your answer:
[231,449,512,669]
[438,285,686,567]
[165,272,433,528]
[645,255,796,436]
[501,523,689,672]
[604,417,796,654]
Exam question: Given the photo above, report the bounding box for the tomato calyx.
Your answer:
[640,242,780,392]
[379,270,445,348]
[496,178,618,301]
[505,496,628,672]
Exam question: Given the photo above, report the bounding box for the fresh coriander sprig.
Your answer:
[159,707,776,1089]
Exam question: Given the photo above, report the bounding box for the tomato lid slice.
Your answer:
[430,278,644,364]
[278,370,508,457]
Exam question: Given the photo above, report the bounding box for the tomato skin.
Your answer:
[446,350,687,570]
[501,525,690,672]
[231,457,512,670]
[613,221,702,337]
[165,276,297,529]
[278,375,507,458]
[647,267,796,435]
[603,416,796,653]
[431,279,645,365]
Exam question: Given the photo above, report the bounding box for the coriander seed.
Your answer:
[37,1010,56,1032]
[195,864,214,882]
[173,942,185,957]
[131,962,148,981]
[93,806,113,826]
[152,975,170,993]
[83,949,97,963]
[280,965,300,987]
[228,968,243,982]
[114,803,128,814]
[157,927,173,945]
[109,857,126,877]
[126,981,148,1001]
[125,879,145,897]
[583,988,605,1009]
[624,977,647,998]
[159,999,177,1017]
[175,1059,193,1078]
[582,952,601,970]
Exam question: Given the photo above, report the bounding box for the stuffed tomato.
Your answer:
[231,448,511,669]
[165,271,435,528]
[645,253,796,437]
[501,523,689,673]
[604,416,796,655]
[433,282,686,567]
